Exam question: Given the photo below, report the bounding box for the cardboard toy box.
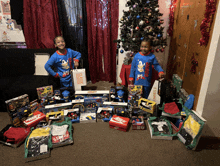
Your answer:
[109,86,127,102]
[36,85,53,99]
[109,115,130,132]
[63,108,80,123]
[131,117,146,130]
[80,112,96,123]
[44,102,72,114]
[46,111,64,123]
[72,99,84,111]
[83,97,102,112]
[75,90,109,102]
[23,111,46,128]
[128,85,143,108]
[138,98,156,114]
[0,124,30,148]
[5,94,31,127]
[103,101,129,117]
[131,108,150,120]
[97,107,113,122]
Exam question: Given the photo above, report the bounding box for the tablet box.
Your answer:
[109,115,130,132]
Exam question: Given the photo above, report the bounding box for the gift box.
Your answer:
[23,111,46,128]
[63,108,80,123]
[5,94,31,127]
[44,102,72,114]
[131,117,146,130]
[109,115,130,132]
[75,90,109,102]
[36,85,53,100]
[0,124,30,148]
[46,111,64,123]
[97,107,113,122]
[138,98,156,114]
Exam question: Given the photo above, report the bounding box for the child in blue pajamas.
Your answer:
[129,39,165,98]
[45,36,81,88]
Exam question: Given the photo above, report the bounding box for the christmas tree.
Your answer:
[115,0,167,54]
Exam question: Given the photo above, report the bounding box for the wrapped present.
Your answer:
[109,115,130,132]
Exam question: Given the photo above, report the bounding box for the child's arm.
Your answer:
[129,56,137,84]
[45,55,59,78]
[71,50,81,68]
[152,56,165,78]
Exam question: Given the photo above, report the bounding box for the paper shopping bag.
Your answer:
[148,80,161,104]
[71,69,87,90]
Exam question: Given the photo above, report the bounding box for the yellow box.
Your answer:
[138,98,156,114]
[46,111,64,122]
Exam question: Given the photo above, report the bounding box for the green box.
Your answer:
[172,74,182,92]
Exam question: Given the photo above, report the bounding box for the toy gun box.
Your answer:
[109,115,130,132]
[5,94,31,127]
[46,111,64,123]
[97,107,113,122]
[103,101,129,117]
[23,111,46,128]
[44,102,72,114]
[172,74,182,92]
[138,98,156,114]
[75,90,109,102]
[36,85,53,100]
[128,85,143,108]
[109,86,127,102]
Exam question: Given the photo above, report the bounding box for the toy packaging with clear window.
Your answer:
[109,86,127,102]
[5,94,31,127]
[103,101,129,117]
[97,107,113,122]
[128,85,143,108]
[36,85,53,100]
[44,102,72,114]
[75,90,109,102]
[138,98,156,114]
[64,108,80,123]
[46,111,64,123]
[131,117,146,130]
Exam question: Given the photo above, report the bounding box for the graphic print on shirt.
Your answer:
[145,62,150,77]
[60,59,70,77]
[136,74,145,81]
[138,60,145,72]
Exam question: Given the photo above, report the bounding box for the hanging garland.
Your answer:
[167,0,177,37]
[199,0,216,46]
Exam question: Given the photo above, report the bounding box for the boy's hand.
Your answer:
[159,73,165,79]
[129,80,134,85]
[74,61,79,68]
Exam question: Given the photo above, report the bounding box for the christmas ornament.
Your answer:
[155,7,159,12]
[141,37,144,40]
[132,38,136,41]
[133,5,136,8]
[146,20,149,24]
[128,16,131,20]
[156,48,160,52]
[117,45,120,49]
[121,17,124,21]
[136,15,140,19]
[120,50,124,53]
[160,48,164,52]
[135,26,140,30]
[139,20,144,25]
[146,1,150,4]
[157,34,162,38]
[151,49,154,53]
[122,38,125,42]
[163,45,166,48]
[148,13,151,16]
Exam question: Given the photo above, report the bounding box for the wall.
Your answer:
[116,0,171,83]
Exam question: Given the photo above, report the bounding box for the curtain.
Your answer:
[23,0,62,49]
[86,0,119,84]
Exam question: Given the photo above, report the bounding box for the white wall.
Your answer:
[196,2,220,137]
[116,0,171,83]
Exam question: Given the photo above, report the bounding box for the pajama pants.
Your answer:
[143,86,151,99]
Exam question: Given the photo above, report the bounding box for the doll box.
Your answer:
[23,111,46,128]
[36,85,53,99]
[97,107,113,122]
[75,90,109,102]
[109,115,130,132]
[44,102,72,114]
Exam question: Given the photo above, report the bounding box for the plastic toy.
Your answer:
[116,90,125,102]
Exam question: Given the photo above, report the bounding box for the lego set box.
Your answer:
[97,107,113,122]
[109,115,130,132]
[36,85,53,99]
[64,108,80,123]
[75,90,109,102]
[5,94,31,127]
[103,102,129,118]
[109,86,127,102]
[128,85,143,108]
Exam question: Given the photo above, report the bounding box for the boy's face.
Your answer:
[140,41,151,54]
[55,37,65,50]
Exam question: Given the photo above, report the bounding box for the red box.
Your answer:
[23,111,46,128]
[109,115,130,132]
[132,118,146,130]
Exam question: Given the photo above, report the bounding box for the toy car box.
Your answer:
[131,117,146,130]
[46,111,64,123]
[97,107,113,122]
[0,124,30,148]
[83,97,102,112]
[138,98,156,114]
[109,86,127,102]
[44,102,72,114]
[36,85,53,99]
[103,101,129,117]
[109,115,130,132]
[128,85,143,108]
[80,112,96,123]
[75,90,109,102]
[131,108,150,120]
[63,108,80,123]
[23,111,46,128]
[72,99,84,111]
[5,94,31,127]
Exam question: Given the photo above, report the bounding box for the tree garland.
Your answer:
[167,0,177,37]
[199,0,216,46]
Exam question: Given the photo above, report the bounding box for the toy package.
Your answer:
[0,124,30,148]
[128,85,143,108]
[44,102,72,114]
[64,108,80,123]
[109,86,127,102]
[36,85,53,100]
[103,101,129,117]
[50,118,73,148]
[5,94,31,127]
[46,111,64,123]
[131,117,146,130]
[23,111,46,128]
[131,108,150,120]
[97,107,113,122]
[138,98,156,114]
[75,90,109,102]
[147,116,173,140]
[24,127,52,162]
[29,99,40,113]
[109,115,130,132]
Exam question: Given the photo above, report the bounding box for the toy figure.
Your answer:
[116,90,125,102]
[62,90,71,103]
